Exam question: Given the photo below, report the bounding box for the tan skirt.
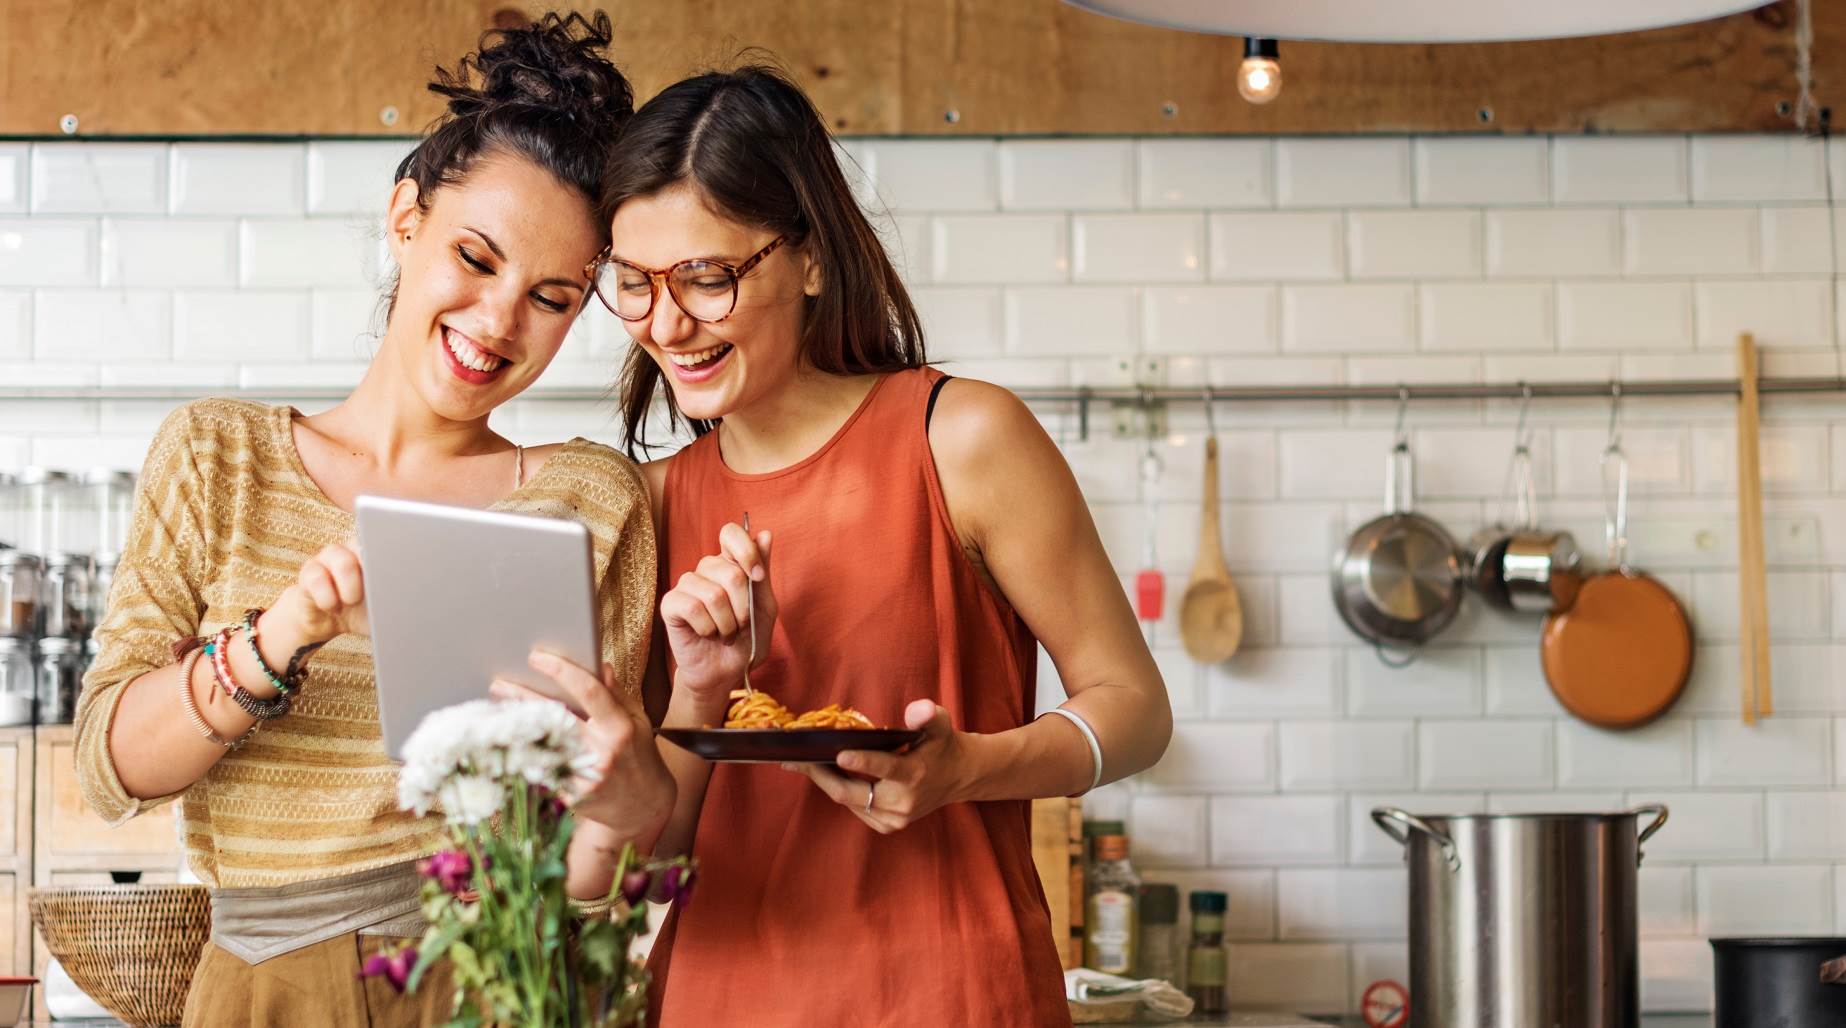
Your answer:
[181,932,456,1027]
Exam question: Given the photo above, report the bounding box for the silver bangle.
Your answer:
[1042,707,1103,793]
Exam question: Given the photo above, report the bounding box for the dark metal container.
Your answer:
[1711,937,1846,1028]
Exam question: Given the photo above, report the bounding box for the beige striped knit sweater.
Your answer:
[75,398,655,888]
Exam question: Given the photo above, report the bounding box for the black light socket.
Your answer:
[1244,37,1279,60]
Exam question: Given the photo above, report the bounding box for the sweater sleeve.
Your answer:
[74,404,211,825]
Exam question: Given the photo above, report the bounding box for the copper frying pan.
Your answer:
[1540,444,1693,729]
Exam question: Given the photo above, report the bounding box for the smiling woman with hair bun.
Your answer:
[71,13,675,1025]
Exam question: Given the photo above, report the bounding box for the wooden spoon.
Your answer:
[1180,437,1243,663]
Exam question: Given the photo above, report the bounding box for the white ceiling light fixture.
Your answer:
[1060,1,1774,44]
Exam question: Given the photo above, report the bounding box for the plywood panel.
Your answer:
[0,874,15,975]
[0,0,1836,136]
[35,728,178,873]
[896,0,1828,134]
[0,729,29,869]
[0,0,900,136]
[1030,796,1080,969]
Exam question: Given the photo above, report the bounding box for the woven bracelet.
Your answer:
[205,632,291,721]
[240,608,304,695]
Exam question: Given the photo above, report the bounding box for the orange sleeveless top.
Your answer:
[648,368,1071,1027]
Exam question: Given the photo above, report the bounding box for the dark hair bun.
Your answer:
[432,11,632,138]
[392,9,635,232]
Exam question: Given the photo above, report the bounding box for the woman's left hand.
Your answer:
[491,651,675,844]
[781,699,972,834]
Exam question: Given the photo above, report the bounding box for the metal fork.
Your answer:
[742,511,755,696]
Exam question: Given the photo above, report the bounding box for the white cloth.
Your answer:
[1064,967,1195,1021]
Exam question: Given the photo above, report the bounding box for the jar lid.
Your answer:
[1082,819,1126,837]
[36,637,78,655]
[84,638,99,655]
[1139,883,1179,923]
[0,637,26,654]
[1189,890,1228,913]
[42,553,93,570]
[16,467,72,486]
[82,468,135,487]
[0,551,42,570]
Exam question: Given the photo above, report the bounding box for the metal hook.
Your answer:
[1513,382,1534,453]
[1605,381,1624,456]
[1201,386,1218,437]
[1392,386,1411,447]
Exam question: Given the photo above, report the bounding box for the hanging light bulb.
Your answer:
[1238,38,1282,104]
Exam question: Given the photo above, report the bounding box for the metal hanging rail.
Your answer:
[2,376,1845,404]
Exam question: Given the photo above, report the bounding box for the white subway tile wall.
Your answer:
[6,135,1846,1016]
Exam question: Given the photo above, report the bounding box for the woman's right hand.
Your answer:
[272,542,370,645]
[660,523,775,710]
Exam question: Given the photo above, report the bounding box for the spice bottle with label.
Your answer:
[1084,834,1140,975]
[1135,882,1180,983]
[1186,890,1229,1016]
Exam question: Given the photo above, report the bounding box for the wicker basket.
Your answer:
[28,885,211,1027]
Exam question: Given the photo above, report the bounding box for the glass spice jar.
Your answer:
[1135,882,1181,984]
[1084,834,1141,975]
[84,468,136,561]
[0,637,34,726]
[0,471,20,550]
[0,551,41,638]
[1186,890,1229,1016]
[39,554,92,639]
[34,636,80,725]
[18,468,74,559]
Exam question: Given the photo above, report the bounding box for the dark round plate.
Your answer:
[658,727,924,764]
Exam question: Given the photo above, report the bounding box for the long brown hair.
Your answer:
[602,64,926,456]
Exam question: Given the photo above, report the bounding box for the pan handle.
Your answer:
[1384,441,1416,515]
[1629,804,1669,865]
[1371,807,1460,872]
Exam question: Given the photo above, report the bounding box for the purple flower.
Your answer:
[619,869,651,906]
[660,864,694,904]
[530,783,568,819]
[417,849,476,897]
[359,946,418,993]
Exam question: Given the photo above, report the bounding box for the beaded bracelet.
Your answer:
[205,629,291,721]
[239,608,305,695]
[177,646,257,750]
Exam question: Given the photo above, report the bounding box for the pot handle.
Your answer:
[1630,804,1669,864]
[1371,807,1459,872]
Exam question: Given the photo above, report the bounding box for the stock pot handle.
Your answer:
[1629,804,1669,864]
[1371,807,1460,872]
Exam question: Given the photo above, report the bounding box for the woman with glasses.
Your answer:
[73,15,674,1024]
[585,65,1170,1026]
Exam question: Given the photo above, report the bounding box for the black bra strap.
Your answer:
[925,374,953,429]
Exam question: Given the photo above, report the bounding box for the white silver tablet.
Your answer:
[355,494,598,759]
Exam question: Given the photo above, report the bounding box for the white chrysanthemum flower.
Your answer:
[397,699,588,819]
[439,774,503,826]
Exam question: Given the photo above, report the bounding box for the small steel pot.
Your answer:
[1469,444,1581,614]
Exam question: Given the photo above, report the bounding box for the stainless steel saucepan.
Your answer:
[1332,432,1464,665]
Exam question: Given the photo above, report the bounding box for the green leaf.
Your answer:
[577,918,620,979]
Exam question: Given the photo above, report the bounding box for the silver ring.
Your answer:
[864,781,876,814]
